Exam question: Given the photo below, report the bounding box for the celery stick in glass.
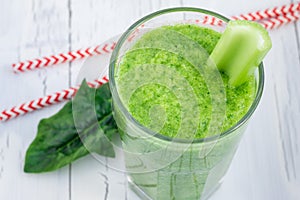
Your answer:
[210,20,272,86]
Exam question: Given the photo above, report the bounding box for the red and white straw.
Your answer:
[232,2,300,21]
[260,11,300,29]
[12,42,116,73]
[11,2,300,74]
[0,76,109,122]
[197,2,300,28]
[193,11,300,30]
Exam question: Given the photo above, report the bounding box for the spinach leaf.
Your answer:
[24,81,118,173]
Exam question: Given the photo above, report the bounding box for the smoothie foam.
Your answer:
[116,24,256,139]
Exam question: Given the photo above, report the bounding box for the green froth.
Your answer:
[116,24,256,139]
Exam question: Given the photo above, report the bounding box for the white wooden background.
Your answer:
[0,0,300,199]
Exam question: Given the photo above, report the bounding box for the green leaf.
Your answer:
[24,81,118,173]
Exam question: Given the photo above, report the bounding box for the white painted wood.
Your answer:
[1,0,300,199]
[0,0,70,200]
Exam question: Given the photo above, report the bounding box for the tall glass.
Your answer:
[109,7,264,200]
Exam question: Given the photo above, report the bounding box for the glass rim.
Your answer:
[109,7,265,144]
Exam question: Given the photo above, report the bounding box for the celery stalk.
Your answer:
[210,20,272,86]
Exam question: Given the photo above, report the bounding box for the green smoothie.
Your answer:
[116,24,256,139]
[111,17,269,199]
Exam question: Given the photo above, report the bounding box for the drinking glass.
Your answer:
[109,7,264,200]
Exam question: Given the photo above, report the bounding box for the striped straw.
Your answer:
[12,42,116,73]
[0,76,109,122]
[195,2,300,28]
[260,11,300,29]
[11,2,300,73]
[232,2,300,21]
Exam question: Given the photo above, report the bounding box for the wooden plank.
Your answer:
[0,0,70,199]
[269,21,300,199]
[69,0,132,199]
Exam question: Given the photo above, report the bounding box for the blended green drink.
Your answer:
[109,8,269,200]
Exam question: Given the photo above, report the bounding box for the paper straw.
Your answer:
[11,3,300,73]
[232,2,300,21]
[0,76,109,122]
[260,11,300,29]
[12,42,116,73]
[196,2,300,27]
[192,11,300,29]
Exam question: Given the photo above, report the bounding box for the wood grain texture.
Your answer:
[0,0,71,200]
[0,0,300,199]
